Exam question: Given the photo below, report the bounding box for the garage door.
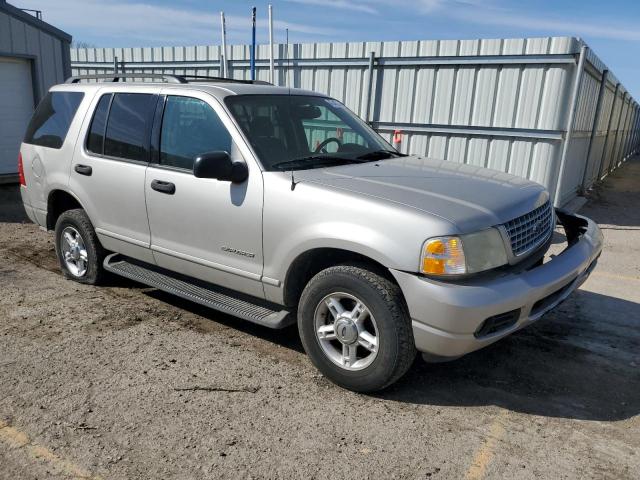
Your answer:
[0,57,34,175]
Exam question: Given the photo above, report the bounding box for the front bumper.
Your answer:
[390,211,603,359]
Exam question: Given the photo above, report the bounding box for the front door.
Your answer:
[144,91,264,298]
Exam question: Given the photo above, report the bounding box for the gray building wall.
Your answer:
[69,36,640,207]
[0,0,71,103]
[0,1,71,178]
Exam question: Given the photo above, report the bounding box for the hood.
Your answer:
[293,156,549,233]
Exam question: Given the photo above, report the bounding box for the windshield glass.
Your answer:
[225,94,400,171]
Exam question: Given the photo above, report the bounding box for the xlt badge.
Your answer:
[221,246,256,258]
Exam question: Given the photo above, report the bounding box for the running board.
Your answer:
[104,253,293,329]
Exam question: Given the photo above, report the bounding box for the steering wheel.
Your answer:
[315,137,343,153]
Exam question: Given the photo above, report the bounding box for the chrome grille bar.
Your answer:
[503,201,553,256]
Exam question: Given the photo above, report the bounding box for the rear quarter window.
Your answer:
[24,92,84,149]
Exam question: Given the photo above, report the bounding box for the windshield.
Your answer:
[225,94,401,171]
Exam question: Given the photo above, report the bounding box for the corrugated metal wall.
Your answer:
[0,0,72,176]
[0,2,71,102]
[71,36,640,207]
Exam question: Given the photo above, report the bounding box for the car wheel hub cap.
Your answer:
[334,317,358,345]
[60,226,88,278]
[313,292,379,371]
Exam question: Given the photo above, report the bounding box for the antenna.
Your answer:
[284,28,296,189]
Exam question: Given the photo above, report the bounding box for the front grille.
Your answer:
[503,201,553,256]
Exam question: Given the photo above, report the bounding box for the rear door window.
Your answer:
[86,94,111,155]
[104,93,156,162]
[24,91,84,149]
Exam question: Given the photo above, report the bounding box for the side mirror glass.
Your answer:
[193,151,249,183]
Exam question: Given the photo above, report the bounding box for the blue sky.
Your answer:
[18,0,640,96]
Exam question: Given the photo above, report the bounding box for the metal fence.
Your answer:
[71,36,640,207]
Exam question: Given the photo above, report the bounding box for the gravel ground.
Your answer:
[0,159,639,479]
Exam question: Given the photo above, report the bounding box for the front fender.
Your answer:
[261,174,456,300]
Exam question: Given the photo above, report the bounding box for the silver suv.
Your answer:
[18,74,603,392]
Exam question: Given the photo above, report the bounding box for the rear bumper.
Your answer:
[19,186,40,225]
[390,211,603,359]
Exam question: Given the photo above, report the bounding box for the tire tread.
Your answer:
[299,265,416,391]
[54,209,106,285]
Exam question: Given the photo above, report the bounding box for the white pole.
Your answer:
[268,4,274,84]
[220,11,228,78]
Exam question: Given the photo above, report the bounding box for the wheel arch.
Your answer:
[282,247,401,308]
[46,189,86,231]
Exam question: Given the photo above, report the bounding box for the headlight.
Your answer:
[420,228,508,276]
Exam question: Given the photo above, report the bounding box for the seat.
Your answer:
[248,117,288,162]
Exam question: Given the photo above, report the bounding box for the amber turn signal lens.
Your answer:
[421,237,466,275]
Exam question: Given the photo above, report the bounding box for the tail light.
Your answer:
[18,152,26,186]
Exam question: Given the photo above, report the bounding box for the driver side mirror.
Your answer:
[193,151,249,183]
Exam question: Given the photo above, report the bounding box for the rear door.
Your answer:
[144,90,265,298]
[69,89,157,263]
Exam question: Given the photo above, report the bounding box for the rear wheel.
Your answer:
[54,209,106,285]
[298,265,416,392]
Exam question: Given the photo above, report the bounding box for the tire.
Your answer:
[298,265,416,392]
[54,209,106,285]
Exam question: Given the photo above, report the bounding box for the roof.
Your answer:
[0,1,72,42]
[53,78,324,99]
[187,83,322,97]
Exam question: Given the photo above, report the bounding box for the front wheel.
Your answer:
[54,209,106,285]
[298,265,416,392]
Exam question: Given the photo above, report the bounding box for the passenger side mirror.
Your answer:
[193,151,249,183]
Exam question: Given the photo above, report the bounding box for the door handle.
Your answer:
[151,179,176,195]
[74,164,92,176]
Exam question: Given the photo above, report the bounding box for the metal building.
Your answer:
[69,36,639,207]
[0,0,71,180]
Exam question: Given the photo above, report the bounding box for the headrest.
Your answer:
[249,116,274,137]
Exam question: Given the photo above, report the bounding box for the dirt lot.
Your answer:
[1,160,639,480]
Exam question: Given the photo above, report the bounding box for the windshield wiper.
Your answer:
[272,155,360,171]
[356,149,407,160]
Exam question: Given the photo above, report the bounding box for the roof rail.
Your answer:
[178,75,273,85]
[65,73,273,86]
[65,73,188,84]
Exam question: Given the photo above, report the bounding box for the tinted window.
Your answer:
[160,96,232,170]
[86,94,111,155]
[24,92,84,149]
[300,104,367,152]
[104,93,155,161]
[225,95,391,171]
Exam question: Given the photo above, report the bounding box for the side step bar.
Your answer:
[104,253,294,329]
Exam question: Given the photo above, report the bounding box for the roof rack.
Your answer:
[66,73,187,84]
[65,73,272,85]
[179,75,272,85]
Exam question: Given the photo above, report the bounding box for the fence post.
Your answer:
[609,92,628,175]
[553,44,587,207]
[626,103,636,158]
[581,69,608,191]
[597,82,619,180]
[364,51,376,123]
[113,56,118,73]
